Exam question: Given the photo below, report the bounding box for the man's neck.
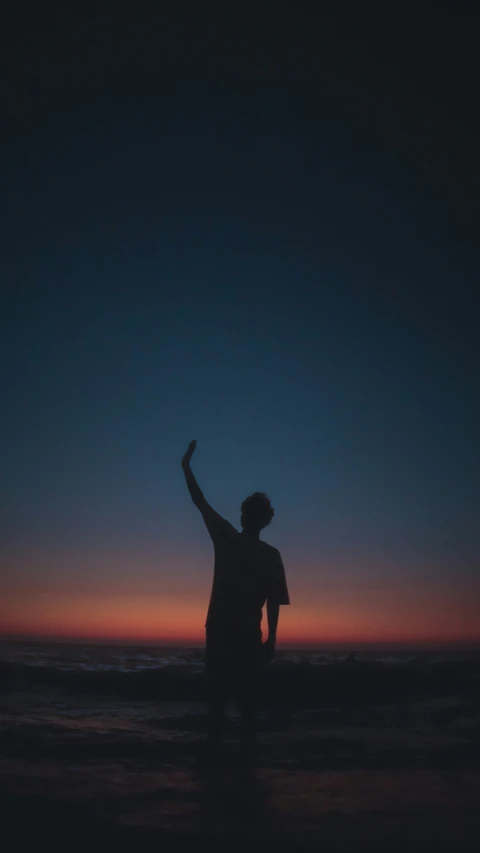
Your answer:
[242,529,260,540]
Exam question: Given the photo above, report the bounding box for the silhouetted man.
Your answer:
[181,440,290,762]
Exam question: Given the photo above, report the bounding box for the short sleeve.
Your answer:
[268,550,290,605]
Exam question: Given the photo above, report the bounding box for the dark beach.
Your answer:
[1,642,479,851]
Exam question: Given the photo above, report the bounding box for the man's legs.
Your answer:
[206,669,227,749]
[237,682,258,759]
[205,635,229,753]
[237,643,263,761]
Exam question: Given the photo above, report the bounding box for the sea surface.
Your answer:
[1,640,479,743]
[3,639,478,672]
[1,641,479,850]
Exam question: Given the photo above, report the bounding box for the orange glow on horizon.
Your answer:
[2,544,479,647]
[1,587,479,647]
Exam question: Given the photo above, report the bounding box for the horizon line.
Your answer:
[1,632,479,651]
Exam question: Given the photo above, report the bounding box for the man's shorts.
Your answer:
[205,628,264,693]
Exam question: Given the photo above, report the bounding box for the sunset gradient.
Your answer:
[2,77,479,648]
[2,543,478,646]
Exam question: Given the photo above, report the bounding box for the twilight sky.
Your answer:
[1,4,479,645]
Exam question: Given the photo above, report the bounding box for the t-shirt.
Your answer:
[200,503,290,643]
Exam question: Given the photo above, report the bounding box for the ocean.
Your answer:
[1,638,479,762]
[1,640,479,850]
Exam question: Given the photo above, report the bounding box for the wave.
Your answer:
[2,641,478,673]
[1,655,479,706]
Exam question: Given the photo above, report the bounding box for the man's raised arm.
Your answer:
[181,440,234,541]
[181,440,207,509]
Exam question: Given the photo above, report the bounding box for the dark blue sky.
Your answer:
[1,7,479,642]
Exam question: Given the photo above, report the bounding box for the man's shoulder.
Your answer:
[219,520,239,540]
[260,541,281,559]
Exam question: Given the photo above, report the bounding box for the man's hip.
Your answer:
[205,627,264,682]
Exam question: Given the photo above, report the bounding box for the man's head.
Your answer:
[240,492,274,535]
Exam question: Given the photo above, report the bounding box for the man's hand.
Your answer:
[263,637,275,664]
[182,440,197,467]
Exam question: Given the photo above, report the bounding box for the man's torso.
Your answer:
[206,530,278,643]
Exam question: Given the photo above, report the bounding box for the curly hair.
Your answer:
[241,492,275,531]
